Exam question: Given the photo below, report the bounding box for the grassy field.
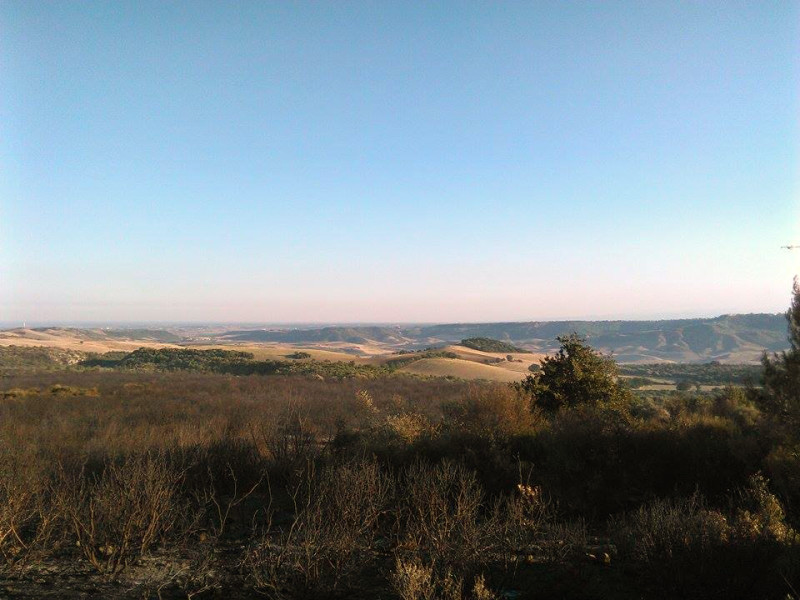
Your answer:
[0,327,180,353]
[397,357,526,382]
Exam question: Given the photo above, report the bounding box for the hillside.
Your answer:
[0,313,789,364]
[396,357,525,382]
[215,326,412,345]
[211,313,787,363]
[0,327,181,353]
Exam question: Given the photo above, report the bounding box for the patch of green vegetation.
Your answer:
[103,329,184,343]
[384,349,459,370]
[114,347,256,372]
[624,376,663,389]
[619,362,762,386]
[460,337,527,353]
[79,351,129,368]
[88,347,396,379]
[0,346,87,372]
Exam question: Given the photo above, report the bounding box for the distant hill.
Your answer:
[212,313,789,363]
[0,327,182,354]
[0,313,789,364]
[421,314,789,363]
[217,326,411,345]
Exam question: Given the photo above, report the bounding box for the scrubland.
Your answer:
[1,361,799,599]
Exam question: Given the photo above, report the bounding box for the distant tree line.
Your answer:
[460,337,527,353]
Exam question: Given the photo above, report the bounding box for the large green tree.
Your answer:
[517,334,630,413]
[753,278,800,418]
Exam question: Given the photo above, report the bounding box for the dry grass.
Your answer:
[398,358,526,382]
[0,329,178,353]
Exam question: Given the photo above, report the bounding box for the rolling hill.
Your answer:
[0,313,789,365]
[210,313,788,363]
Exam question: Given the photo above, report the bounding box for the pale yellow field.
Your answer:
[0,329,178,353]
[437,345,546,371]
[397,357,527,382]
[0,328,547,382]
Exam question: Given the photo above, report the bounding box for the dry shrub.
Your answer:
[0,454,57,570]
[390,556,498,600]
[498,479,588,565]
[391,556,437,600]
[354,389,380,427]
[470,574,498,600]
[610,477,800,597]
[179,434,265,500]
[248,458,393,595]
[374,412,433,450]
[383,392,410,415]
[610,493,729,564]
[441,386,536,438]
[538,518,589,563]
[400,461,497,571]
[497,482,573,564]
[732,472,799,543]
[55,452,189,578]
[251,403,321,480]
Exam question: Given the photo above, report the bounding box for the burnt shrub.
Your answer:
[398,461,498,573]
[54,452,191,578]
[0,454,58,570]
[247,458,393,595]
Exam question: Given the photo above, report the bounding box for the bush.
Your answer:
[518,406,763,519]
[460,338,525,353]
[441,386,536,438]
[399,461,497,572]
[390,556,499,600]
[0,455,57,570]
[248,458,393,594]
[610,478,800,598]
[765,444,800,522]
[55,453,190,578]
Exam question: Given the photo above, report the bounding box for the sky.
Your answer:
[1,1,799,325]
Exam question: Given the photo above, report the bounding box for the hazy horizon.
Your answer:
[2,2,799,323]
[0,308,788,332]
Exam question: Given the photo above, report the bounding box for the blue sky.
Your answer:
[1,1,798,324]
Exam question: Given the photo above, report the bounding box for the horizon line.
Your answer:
[0,310,785,330]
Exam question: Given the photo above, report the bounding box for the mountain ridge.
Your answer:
[212,313,788,363]
[0,313,789,364]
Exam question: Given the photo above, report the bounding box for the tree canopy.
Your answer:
[753,278,800,418]
[517,334,630,413]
